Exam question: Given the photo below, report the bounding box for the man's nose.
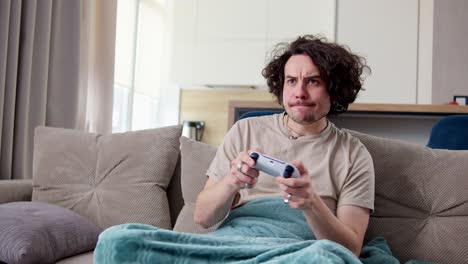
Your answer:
[294,81,308,99]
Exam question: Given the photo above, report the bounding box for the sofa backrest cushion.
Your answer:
[172,130,468,263]
[173,137,218,233]
[167,155,184,228]
[350,130,468,264]
[32,125,182,230]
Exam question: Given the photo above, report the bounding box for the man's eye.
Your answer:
[287,79,296,84]
[308,79,318,85]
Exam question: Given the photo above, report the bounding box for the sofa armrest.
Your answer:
[0,179,33,204]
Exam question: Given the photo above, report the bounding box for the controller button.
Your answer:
[250,152,259,161]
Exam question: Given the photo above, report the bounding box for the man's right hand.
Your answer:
[225,150,260,191]
[194,150,260,228]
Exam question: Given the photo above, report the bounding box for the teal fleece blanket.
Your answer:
[94,197,426,264]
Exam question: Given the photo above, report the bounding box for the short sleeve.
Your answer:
[337,141,375,212]
[206,122,243,182]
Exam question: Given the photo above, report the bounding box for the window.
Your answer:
[112,0,172,132]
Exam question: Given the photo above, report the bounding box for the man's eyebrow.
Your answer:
[305,74,321,79]
[285,74,321,79]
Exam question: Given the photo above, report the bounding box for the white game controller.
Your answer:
[249,151,300,178]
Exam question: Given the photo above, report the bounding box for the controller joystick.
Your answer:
[250,152,259,162]
[283,165,294,178]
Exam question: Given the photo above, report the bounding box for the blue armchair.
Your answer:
[427,115,468,150]
[239,110,283,120]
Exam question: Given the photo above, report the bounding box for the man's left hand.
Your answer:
[275,161,318,210]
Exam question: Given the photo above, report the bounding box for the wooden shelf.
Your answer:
[228,101,468,127]
[348,103,468,114]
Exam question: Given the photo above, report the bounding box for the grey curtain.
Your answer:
[0,0,116,180]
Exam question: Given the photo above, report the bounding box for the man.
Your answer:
[94,35,376,263]
[194,35,374,256]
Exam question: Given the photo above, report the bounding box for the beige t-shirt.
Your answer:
[206,113,375,212]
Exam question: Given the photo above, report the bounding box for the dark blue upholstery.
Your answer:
[239,110,283,120]
[427,115,468,150]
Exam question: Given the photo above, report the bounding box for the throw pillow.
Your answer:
[173,137,218,233]
[0,202,101,264]
[350,130,468,264]
[32,125,182,230]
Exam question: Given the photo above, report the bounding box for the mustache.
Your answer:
[289,101,316,107]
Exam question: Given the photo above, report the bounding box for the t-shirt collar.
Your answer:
[278,112,332,140]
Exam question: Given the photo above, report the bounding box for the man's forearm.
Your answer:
[194,178,239,228]
[303,196,363,256]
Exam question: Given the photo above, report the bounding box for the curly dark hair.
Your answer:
[262,35,370,115]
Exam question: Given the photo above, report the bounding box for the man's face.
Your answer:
[282,54,331,125]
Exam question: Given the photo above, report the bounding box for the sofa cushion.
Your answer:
[32,126,182,230]
[55,251,93,264]
[0,179,32,203]
[0,202,101,264]
[173,137,218,233]
[167,155,184,229]
[350,130,468,264]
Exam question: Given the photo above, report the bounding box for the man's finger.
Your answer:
[291,160,308,176]
[275,176,310,189]
[240,152,256,167]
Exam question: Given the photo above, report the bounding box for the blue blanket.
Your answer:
[94,197,421,263]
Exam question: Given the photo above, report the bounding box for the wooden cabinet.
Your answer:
[228,100,468,146]
[171,0,335,87]
[193,40,267,86]
[196,0,267,40]
[266,0,336,41]
[171,0,197,85]
[172,0,431,105]
[336,0,419,104]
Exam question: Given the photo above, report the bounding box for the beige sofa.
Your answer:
[1,125,467,264]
